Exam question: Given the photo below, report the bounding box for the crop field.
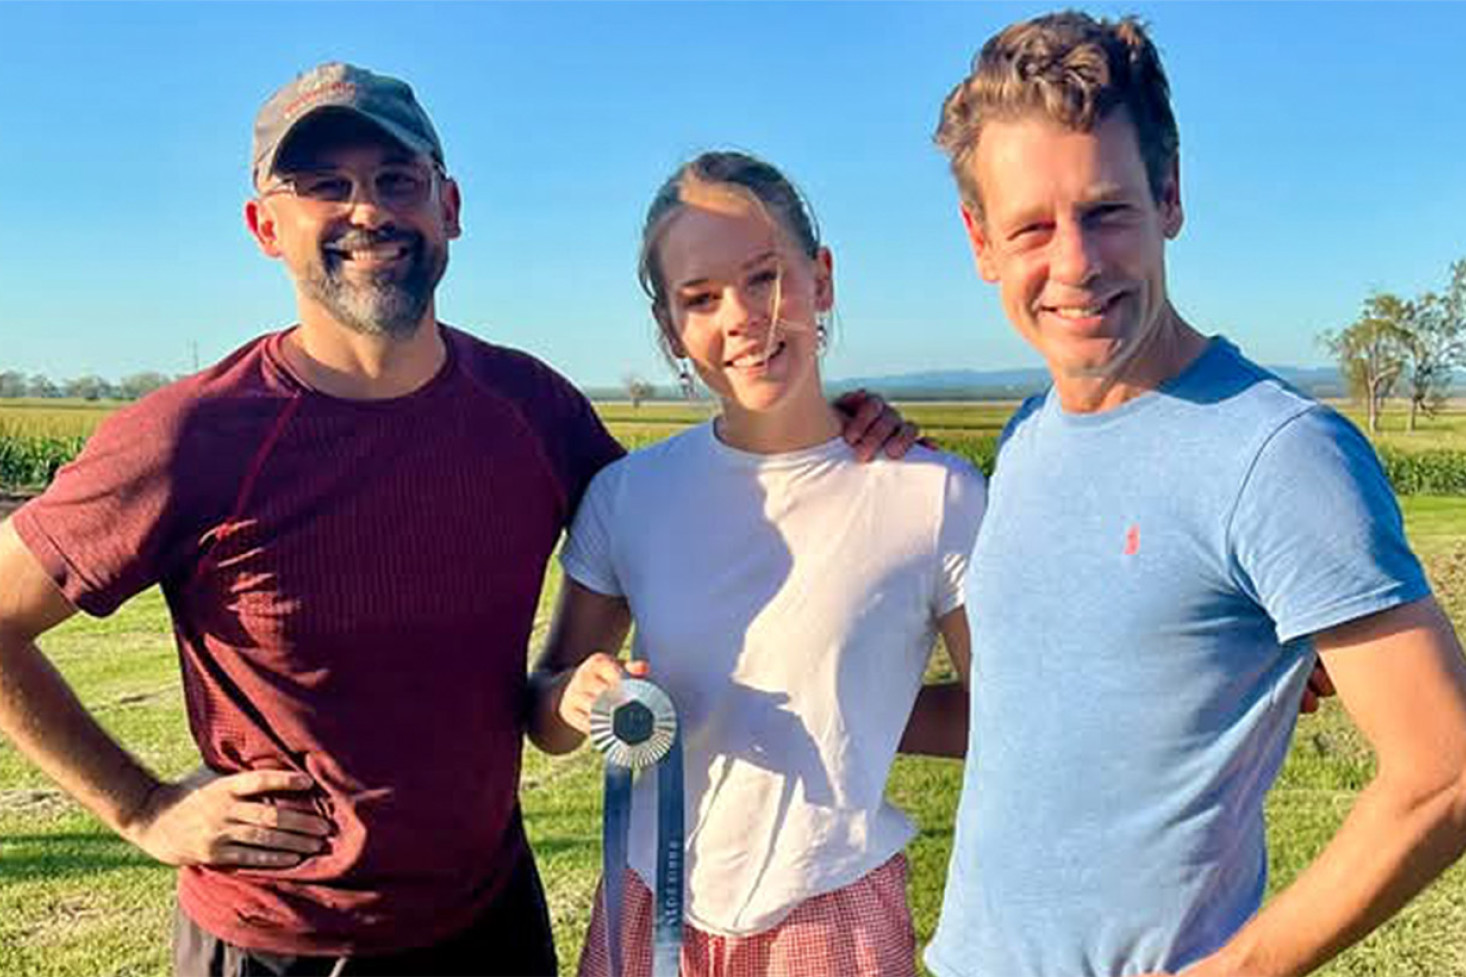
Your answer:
[5,400,1466,975]
[0,402,113,493]
[0,400,119,437]
[9,397,1466,491]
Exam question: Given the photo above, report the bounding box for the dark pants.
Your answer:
[173,851,558,977]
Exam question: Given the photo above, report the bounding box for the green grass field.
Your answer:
[5,402,1466,975]
[4,501,1466,975]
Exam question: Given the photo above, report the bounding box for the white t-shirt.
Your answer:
[561,422,986,935]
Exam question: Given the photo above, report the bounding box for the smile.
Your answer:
[327,243,413,264]
[726,341,787,370]
[1045,293,1121,320]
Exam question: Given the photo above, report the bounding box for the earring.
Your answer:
[816,315,830,354]
[678,360,697,401]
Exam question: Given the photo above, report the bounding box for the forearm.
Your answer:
[1187,772,1466,977]
[898,681,968,758]
[526,667,587,755]
[0,632,161,839]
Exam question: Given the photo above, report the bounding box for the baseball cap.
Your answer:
[252,62,444,187]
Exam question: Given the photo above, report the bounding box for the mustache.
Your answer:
[323,227,421,252]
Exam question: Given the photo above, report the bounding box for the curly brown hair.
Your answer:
[935,10,1179,224]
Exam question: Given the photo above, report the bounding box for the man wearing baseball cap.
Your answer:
[0,60,591,974]
[0,62,906,974]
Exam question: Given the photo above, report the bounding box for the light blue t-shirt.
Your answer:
[925,339,1430,977]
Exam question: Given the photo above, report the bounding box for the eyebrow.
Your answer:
[995,182,1135,231]
[1077,183,1133,207]
[282,152,422,175]
[674,249,779,291]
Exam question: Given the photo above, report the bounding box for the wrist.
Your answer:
[113,774,167,841]
[553,671,590,738]
[528,669,580,749]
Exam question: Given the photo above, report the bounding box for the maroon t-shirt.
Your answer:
[12,326,623,955]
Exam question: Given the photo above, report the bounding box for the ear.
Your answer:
[1159,157,1183,240]
[960,204,1000,283]
[438,175,463,240]
[244,197,285,258]
[813,246,835,313]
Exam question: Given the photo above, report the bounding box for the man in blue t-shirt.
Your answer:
[924,11,1466,977]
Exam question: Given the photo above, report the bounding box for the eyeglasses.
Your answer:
[261,163,443,212]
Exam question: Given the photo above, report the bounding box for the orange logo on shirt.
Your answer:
[1124,524,1140,556]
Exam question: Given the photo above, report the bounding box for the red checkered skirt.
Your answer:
[576,852,916,977]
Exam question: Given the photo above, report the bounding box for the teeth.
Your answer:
[332,245,409,261]
[1050,298,1111,319]
[729,343,783,368]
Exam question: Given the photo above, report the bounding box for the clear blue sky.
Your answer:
[2,1,1463,390]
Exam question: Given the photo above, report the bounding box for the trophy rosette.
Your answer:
[589,676,684,977]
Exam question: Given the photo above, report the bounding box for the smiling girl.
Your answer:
[529,151,985,977]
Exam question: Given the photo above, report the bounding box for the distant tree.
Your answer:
[63,374,113,402]
[118,371,172,400]
[1401,282,1466,432]
[1376,258,1466,433]
[1450,258,1466,332]
[26,373,59,398]
[623,373,656,408]
[1323,292,1411,433]
[0,370,26,398]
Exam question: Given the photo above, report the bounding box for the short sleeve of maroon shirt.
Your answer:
[11,326,623,955]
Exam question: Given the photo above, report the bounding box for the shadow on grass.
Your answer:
[0,830,158,882]
[525,834,601,858]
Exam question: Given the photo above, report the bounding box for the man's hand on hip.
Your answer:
[125,766,332,869]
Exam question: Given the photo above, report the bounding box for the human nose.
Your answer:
[297,172,397,226]
[719,284,771,335]
[340,181,392,227]
[1049,220,1101,286]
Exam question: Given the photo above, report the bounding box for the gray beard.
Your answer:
[301,236,447,338]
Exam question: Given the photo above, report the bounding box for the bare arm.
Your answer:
[1182,597,1466,977]
[0,520,329,868]
[527,577,636,755]
[0,520,154,832]
[898,606,971,758]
